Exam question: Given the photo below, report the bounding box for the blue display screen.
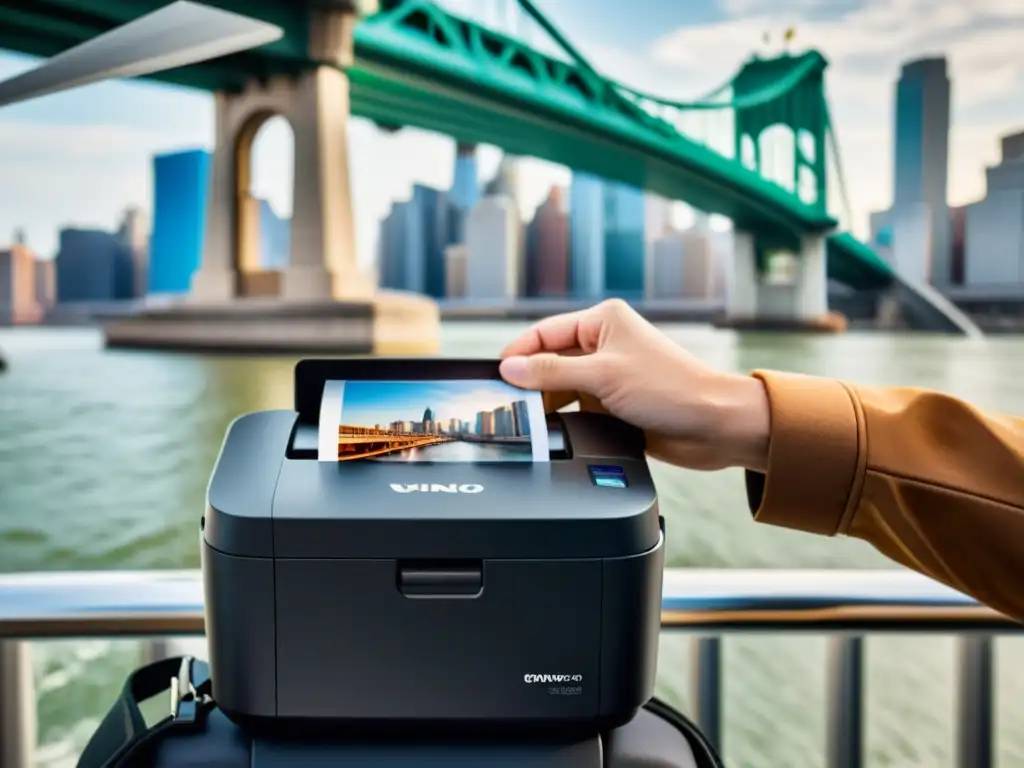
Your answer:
[588,464,627,488]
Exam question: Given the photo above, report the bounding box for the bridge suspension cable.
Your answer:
[611,54,823,112]
[823,97,855,231]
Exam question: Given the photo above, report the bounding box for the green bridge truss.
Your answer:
[0,0,894,291]
[350,0,894,290]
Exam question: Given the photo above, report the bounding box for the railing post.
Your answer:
[0,640,36,768]
[825,635,863,768]
[141,638,173,665]
[690,635,722,753]
[956,634,994,768]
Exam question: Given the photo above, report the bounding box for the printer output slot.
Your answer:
[287,421,318,459]
[546,414,572,460]
[397,560,483,598]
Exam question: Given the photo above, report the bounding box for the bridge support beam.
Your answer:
[728,231,759,317]
[104,3,439,355]
[191,5,373,302]
[794,233,828,320]
[723,230,842,332]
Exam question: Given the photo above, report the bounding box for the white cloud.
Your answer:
[647,0,1024,235]
[0,120,211,256]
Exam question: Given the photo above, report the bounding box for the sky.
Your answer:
[1,0,1023,261]
[341,379,528,427]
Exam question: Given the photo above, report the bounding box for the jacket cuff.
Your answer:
[745,371,863,536]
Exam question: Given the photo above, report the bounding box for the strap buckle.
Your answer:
[169,656,207,723]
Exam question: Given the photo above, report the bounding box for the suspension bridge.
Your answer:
[0,0,978,334]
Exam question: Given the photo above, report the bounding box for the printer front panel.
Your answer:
[273,556,604,723]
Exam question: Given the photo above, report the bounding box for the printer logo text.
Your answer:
[389,483,484,494]
[523,674,583,684]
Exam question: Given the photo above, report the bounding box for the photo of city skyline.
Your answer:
[322,379,549,462]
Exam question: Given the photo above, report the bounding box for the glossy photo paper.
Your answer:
[317,380,549,462]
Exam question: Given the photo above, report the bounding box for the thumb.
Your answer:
[500,353,594,392]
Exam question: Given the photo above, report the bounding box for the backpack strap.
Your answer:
[76,655,214,768]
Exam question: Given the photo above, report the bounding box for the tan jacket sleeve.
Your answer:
[746,370,1024,623]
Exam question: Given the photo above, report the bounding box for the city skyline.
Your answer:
[2,0,1023,262]
[340,379,534,431]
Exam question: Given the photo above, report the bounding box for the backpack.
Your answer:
[77,656,726,768]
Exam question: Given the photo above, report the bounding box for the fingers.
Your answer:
[501,300,636,358]
[500,310,588,358]
[500,352,597,393]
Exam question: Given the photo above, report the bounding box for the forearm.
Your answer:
[743,371,1024,622]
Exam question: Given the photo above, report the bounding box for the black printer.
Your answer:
[201,359,665,736]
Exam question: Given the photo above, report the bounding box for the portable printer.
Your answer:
[201,359,665,735]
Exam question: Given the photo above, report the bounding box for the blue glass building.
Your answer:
[378,184,460,297]
[56,229,134,302]
[602,182,645,298]
[379,201,418,292]
[569,172,605,299]
[149,150,210,295]
[450,143,480,211]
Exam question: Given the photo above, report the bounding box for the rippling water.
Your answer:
[1,324,1024,767]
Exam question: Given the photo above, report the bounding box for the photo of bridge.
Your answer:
[333,379,547,462]
[337,424,457,460]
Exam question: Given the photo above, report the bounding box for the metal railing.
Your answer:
[0,568,1017,768]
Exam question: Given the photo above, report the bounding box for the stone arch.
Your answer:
[214,78,298,297]
[190,67,367,304]
[235,109,277,277]
[234,110,295,297]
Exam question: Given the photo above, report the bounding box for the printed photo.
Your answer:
[317,379,549,463]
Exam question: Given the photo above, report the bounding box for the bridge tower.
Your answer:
[190,2,376,303]
[726,52,834,328]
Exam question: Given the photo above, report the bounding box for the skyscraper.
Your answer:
[465,196,521,300]
[643,195,672,298]
[650,234,685,300]
[416,184,461,298]
[569,172,605,299]
[450,142,480,211]
[893,57,951,285]
[681,229,715,299]
[603,182,646,299]
[649,228,714,300]
[379,200,417,291]
[445,243,468,298]
[55,228,134,302]
[485,155,520,202]
[117,207,149,298]
[377,185,460,297]
[0,244,42,324]
[964,129,1024,287]
[150,150,210,295]
[511,400,530,437]
[34,256,55,310]
[525,186,569,297]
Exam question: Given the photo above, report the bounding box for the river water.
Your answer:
[1,323,1024,768]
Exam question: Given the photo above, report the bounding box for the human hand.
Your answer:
[499,300,770,472]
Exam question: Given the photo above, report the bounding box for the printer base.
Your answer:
[220,709,641,742]
[147,706,706,768]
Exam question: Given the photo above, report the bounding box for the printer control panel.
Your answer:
[588,465,628,488]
